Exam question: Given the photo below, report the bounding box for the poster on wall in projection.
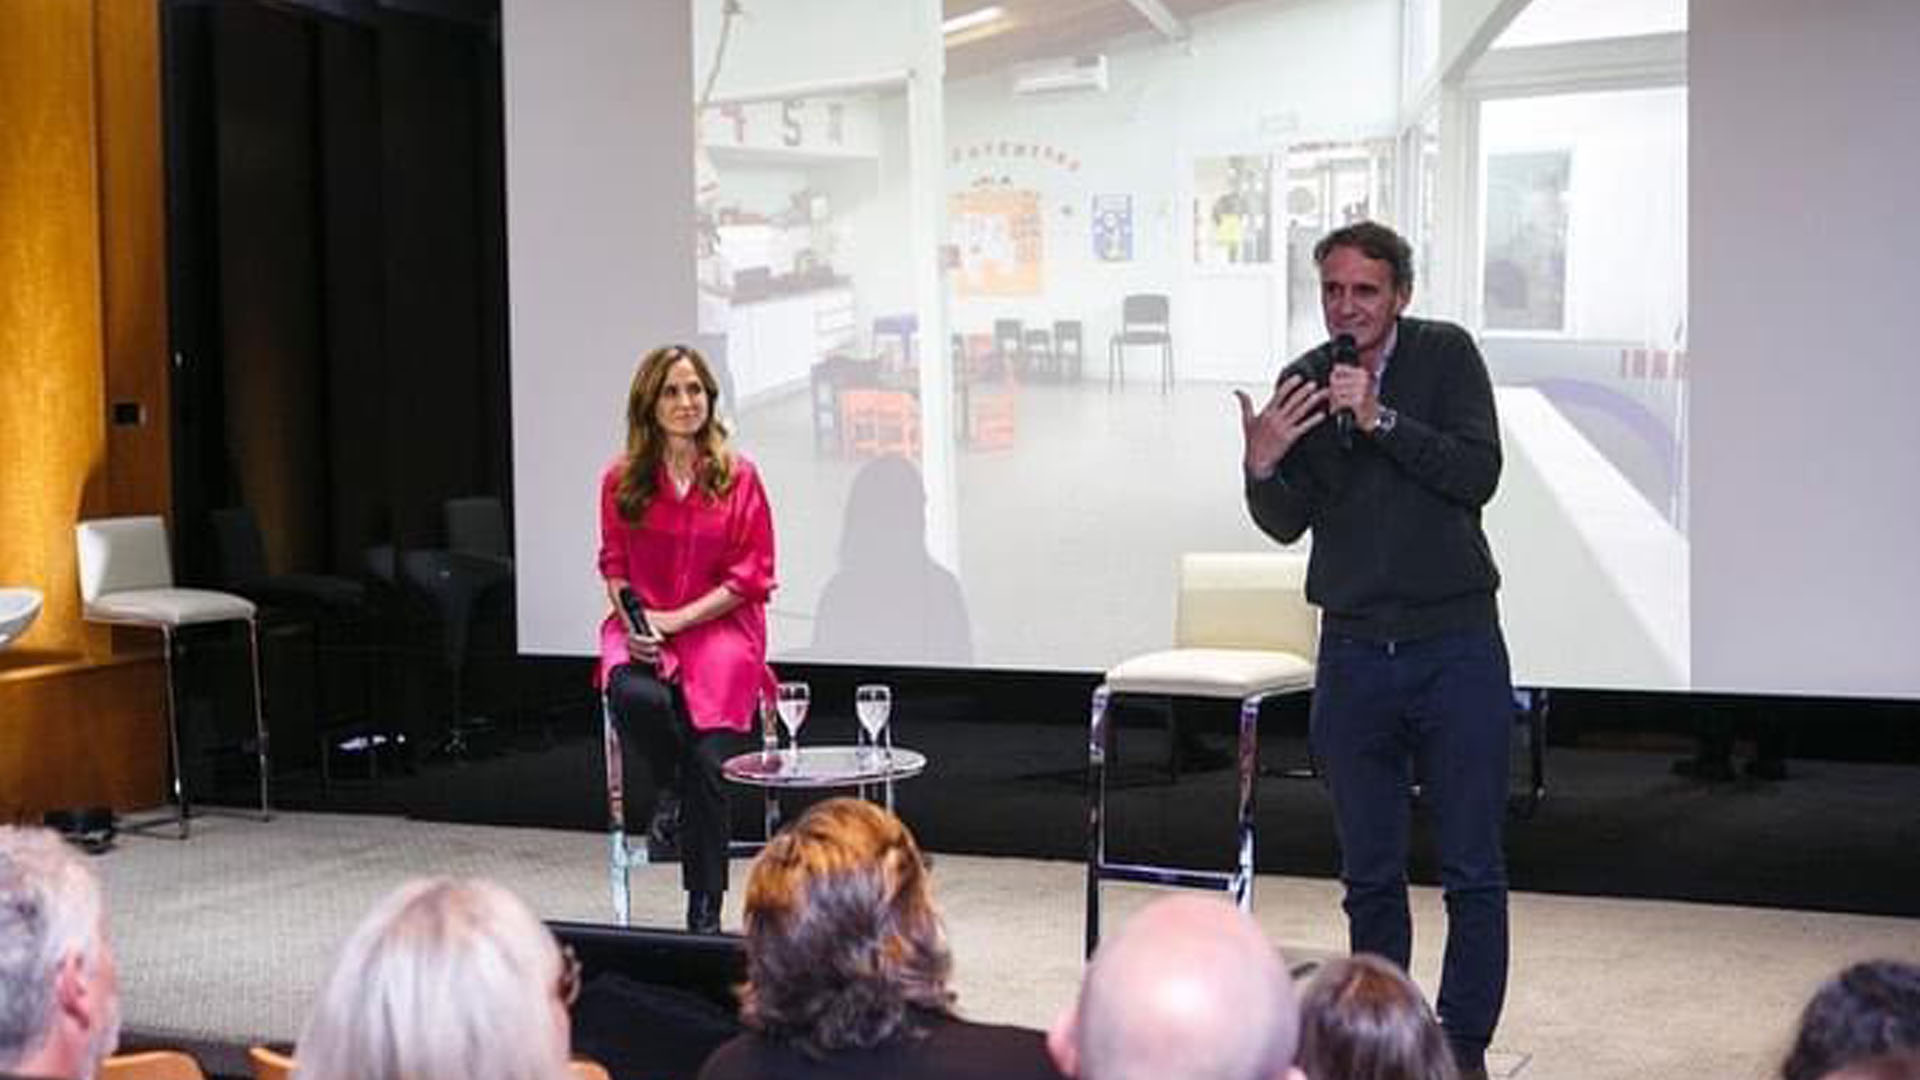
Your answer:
[1092,194,1132,262]
[952,189,1042,296]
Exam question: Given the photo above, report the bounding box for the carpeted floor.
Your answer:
[96,811,1920,1080]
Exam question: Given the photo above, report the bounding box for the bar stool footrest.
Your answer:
[1095,861,1236,892]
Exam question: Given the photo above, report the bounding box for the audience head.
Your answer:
[295,878,574,1080]
[0,827,121,1080]
[1295,954,1458,1080]
[739,797,954,1057]
[1050,895,1302,1080]
[1782,960,1920,1080]
[1822,1053,1920,1080]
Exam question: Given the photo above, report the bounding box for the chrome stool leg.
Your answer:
[1086,686,1267,956]
[247,618,272,822]
[164,627,188,839]
[602,693,646,925]
[1085,684,1111,957]
[1231,692,1262,912]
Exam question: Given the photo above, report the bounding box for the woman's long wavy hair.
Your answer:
[1296,954,1459,1080]
[739,798,955,1058]
[615,344,734,521]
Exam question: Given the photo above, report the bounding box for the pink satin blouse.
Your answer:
[595,454,777,732]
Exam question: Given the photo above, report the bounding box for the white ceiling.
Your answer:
[1495,0,1686,49]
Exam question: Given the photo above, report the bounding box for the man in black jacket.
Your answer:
[1236,221,1512,1079]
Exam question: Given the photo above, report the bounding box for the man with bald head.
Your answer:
[1048,896,1304,1080]
[0,827,122,1080]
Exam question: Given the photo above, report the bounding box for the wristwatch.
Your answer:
[1369,406,1399,437]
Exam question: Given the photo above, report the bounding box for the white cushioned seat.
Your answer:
[85,587,256,627]
[1106,647,1313,698]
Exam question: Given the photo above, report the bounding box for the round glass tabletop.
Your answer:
[721,746,927,789]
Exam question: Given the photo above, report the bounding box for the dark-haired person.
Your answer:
[598,343,777,933]
[1781,960,1920,1080]
[1296,955,1459,1080]
[698,798,1062,1080]
[1237,221,1513,1078]
[1822,1054,1920,1080]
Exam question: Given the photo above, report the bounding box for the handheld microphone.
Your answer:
[1330,333,1359,450]
[616,586,654,639]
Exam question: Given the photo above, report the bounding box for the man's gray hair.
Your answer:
[0,828,106,1070]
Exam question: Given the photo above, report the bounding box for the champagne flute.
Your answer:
[855,684,892,766]
[775,681,810,754]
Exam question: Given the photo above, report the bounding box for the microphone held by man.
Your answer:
[1329,332,1360,450]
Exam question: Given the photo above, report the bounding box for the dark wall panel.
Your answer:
[212,3,326,574]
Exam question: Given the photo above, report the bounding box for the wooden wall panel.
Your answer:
[0,0,109,661]
[0,659,167,820]
[0,0,171,815]
[99,0,172,520]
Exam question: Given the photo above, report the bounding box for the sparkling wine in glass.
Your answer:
[855,684,892,764]
[775,681,810,753]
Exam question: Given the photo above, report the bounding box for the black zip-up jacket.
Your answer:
[1244,316,1503,642]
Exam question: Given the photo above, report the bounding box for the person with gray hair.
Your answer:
[1048,896,1304,1080]
[0,827,122,1080]
[294,878,576,1080]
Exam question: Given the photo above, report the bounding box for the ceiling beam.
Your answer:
[1121,0,1187,42]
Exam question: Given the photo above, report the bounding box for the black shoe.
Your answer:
[647,791,682,860]
[1449,1042,1489,1080]
[1744,756,1788,781]
[1672,754,1735,782]
[687,891,722,934]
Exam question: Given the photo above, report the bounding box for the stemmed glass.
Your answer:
[855,683,893,770]
[775,681,810,755]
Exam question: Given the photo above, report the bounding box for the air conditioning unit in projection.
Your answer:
[1012,55,1109,96]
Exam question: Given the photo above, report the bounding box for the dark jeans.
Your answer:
[606,666,749,896]
[1310,625,1513,1066]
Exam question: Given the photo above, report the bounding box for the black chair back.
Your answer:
[445,496,509,559]
[209,507,270,588]
[1054,319,1084,355]
[1122,293,1170,330]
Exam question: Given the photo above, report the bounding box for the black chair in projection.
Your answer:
[1108,293,1173,390]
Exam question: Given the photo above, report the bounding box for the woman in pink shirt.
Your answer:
[598,343,777,932]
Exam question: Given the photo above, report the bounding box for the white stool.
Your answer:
[76,516,270,838]
[1085,552,1316,954]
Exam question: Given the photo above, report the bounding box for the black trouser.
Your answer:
[606,665,747,896]
[1310,625,1514,1070]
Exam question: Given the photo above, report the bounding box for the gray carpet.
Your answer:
[96,811,1920,1080]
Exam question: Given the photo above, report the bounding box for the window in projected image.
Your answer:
[1283,139,1395,359]
[1482,150,1570,333]
[1475,84,1689,692]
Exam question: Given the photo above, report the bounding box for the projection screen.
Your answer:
[504,0,1920,699]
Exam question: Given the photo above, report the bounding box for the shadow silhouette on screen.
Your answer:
[808,455,974,664]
